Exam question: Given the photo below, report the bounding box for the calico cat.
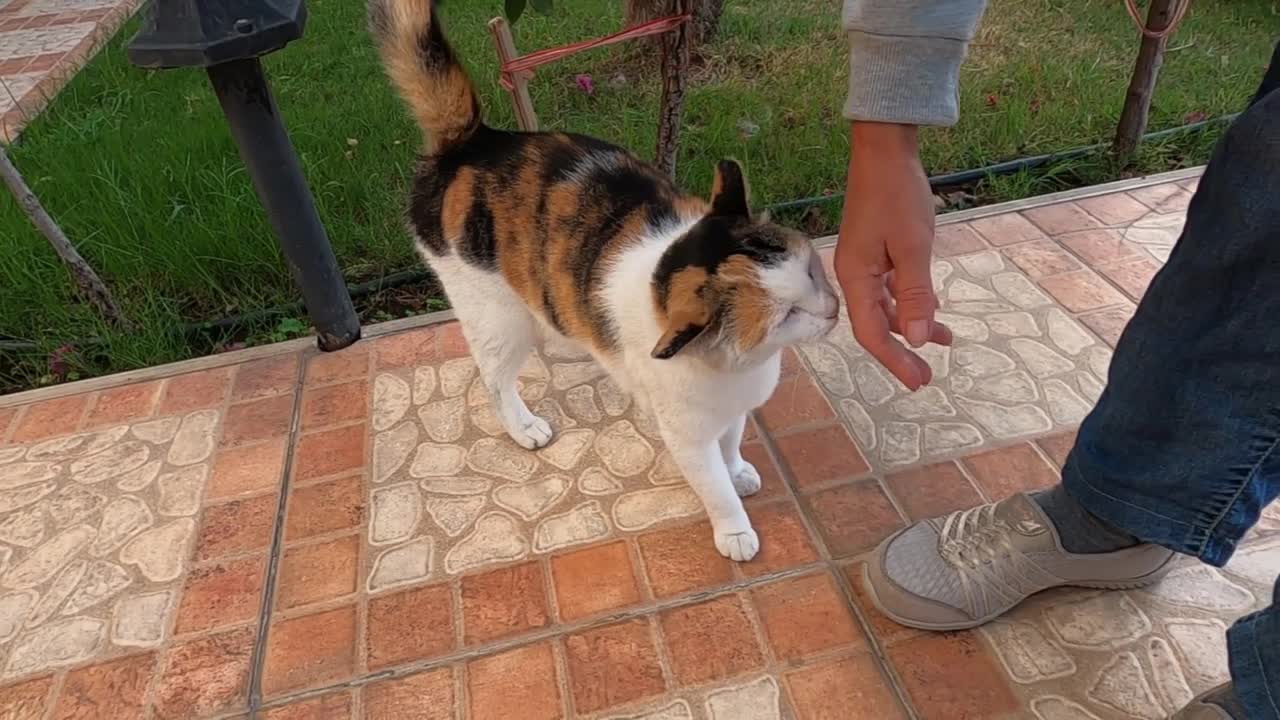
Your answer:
[369,0,839,561]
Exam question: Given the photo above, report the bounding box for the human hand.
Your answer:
[834,122,952,391]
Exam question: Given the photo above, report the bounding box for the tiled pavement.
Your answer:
[0,170,1277,719]
[0,0,141,142]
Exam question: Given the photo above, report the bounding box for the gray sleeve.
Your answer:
[843,0,989,127]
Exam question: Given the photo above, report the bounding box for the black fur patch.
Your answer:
[652,219,787,310]
[652,323,706,359]
[459,187,497,270]
[710,159,751,218]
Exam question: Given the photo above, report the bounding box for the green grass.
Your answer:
[0,0,1273,391]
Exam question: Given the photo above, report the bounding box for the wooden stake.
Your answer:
[0,145,130,329]
[489,17,539,132]
[654,0,691,177]
[1112,0,1177,159]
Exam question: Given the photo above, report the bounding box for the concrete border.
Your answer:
[0,166,1202,409]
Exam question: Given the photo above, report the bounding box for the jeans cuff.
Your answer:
[1228,600,1280,720]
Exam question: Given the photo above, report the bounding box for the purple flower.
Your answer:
[575,74,595,95]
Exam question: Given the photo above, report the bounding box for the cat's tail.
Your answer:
[368,0,481,150]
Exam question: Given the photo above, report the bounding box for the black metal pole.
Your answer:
[206,56,359,351]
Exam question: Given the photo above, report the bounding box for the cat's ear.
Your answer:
[709,159,751,219]
[651,268,717,359]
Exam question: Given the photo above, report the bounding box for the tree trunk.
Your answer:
[1112,0,1176,159]
[0,146,131,328]
[654,0,691,177]
[626,0,721,50]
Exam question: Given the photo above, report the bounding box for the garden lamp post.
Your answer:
[126,0,361,351]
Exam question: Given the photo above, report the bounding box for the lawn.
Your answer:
[0,0,1274,391]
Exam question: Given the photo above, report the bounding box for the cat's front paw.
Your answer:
[713,524,760,562]
[730,461,762,498]
[508,414,553,450]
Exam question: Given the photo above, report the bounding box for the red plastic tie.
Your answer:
[499,14,690,90]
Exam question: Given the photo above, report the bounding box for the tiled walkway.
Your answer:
[0,170,1277,719]
[0,0,139,142]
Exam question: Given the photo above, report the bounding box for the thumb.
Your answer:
[888,242,938,348]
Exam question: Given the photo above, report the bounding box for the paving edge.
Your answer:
[0,166,1202,409]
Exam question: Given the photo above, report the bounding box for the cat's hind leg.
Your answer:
[431,257,552,449]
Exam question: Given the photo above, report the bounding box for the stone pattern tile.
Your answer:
[364,332,707,589]
[982,538,1280,719]
[0,0,143,141]
[0,406,220,680]
[809,249,1111,472]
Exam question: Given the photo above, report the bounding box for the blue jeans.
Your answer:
[1064,42,1280,720]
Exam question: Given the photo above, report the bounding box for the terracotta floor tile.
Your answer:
[781,346,804,378]
[158,367,232,416]
[962,443,1060,500]
[264,691,353,720]
[220,395,294,448]
[565,619,666,714]
[276,535,359,611]
[10,395,87,442]
[1022,202,1103,235]
[933,223,987,257]
[1100,256,1161,302]
[293,424,366,482]
[1039,270,1128,313]
[739,501,819,578]
[362,668,455,720]
[208,439,286,500]
[551,540,642,621]
[301,379,369,431]
[1129,183,1193,213]
[285,474,365,541]
[740,442,787,504]
[887,632,1019,719]
[366,583,455,671]
[83,381,159,428]
[1077,192,1153,226]
[774,424,869,490]
[969,212,1047,246]
[1057,228,1139,266]
[1001,239,1083,279]
[637,519,734,598]
[843,562,926,646]
[0,406,17,441]
[468,643,563,720]
[263,605,357,696]
[154,627,254,720]
[372,327,439,370]
[1037,431,1078,469]
[434,321,470,359]
[52,652,155,720]
[194,494,278,562]
[1080,305,1135,347]
[757,371,836,433]
[175,554,266,635]
[807,480,904,557]
[231,354,299,401]
[305,344,370,386]
[461,560,550,645]
[786,654,908,720]
[751,572,864,662]
[0,676,53,719]
[660,595,765,686]
[885,461,983,521]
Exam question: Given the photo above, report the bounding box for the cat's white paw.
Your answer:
[713,525,760,562]
[730,461,762,497]
[508,414,553,449]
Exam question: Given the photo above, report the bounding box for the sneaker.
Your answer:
[1170,684,1241,719]
[863,493,1177,631]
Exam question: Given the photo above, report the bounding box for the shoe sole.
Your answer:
[861,554,1178,632]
